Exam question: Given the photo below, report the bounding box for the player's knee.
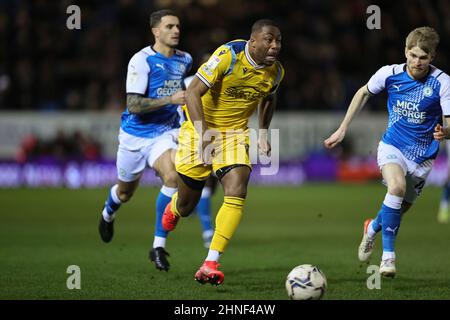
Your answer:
[117,190,134,203]
[176,197,196,217]
[224,183,247,199]
[161,170,178,188]
[388,183,406,198]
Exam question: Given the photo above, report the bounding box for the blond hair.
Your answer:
[405,27,440,56]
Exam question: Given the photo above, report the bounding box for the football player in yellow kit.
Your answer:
[163,19,284,285]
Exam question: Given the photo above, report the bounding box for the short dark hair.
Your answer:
[150,9,177,28]
[251,19,279,34]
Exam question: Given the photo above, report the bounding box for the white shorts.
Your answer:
[377,141,434,204]
[116,128,179,182]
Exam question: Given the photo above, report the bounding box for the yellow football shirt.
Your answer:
[188,39,284,131]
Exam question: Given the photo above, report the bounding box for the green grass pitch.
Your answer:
[1,183,449,300]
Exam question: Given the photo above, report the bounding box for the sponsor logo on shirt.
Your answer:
[392,100,426,124]
[224,86,267,101]
[156,79,183,97]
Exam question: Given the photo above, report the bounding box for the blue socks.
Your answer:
[154,186,177,241]
[196,187,213,233]
[381,203,401,253]
[102,184,121,222]
[370,193,403,258]
[371,210,383,234]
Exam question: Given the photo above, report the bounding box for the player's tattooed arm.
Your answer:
[126,94,172,114]
[127,90,186,114]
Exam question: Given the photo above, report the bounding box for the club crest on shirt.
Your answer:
[423,86,433,97]
[178,64,186,74]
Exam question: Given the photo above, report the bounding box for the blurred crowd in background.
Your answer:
[16,130,102,163]
[1,0,450,112]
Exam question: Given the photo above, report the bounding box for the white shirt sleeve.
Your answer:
[186,53,193,75]
[126,51,150,94]
[183,75,195,89]
[367,65,395,95]
[439,73,450,116]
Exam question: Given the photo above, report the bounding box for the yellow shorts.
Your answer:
[175,120,252,181]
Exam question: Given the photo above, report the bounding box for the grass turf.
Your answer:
[0,183,449,300]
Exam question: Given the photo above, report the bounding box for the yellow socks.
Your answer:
[210,196,245,253]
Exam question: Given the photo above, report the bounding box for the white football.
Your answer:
[285,264,327,300]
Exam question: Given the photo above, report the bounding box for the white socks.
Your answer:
[367,221,378,239]
[206,249,220,262]
[160,185,177,197]
[383,193,403,209]
[153,236,167,249]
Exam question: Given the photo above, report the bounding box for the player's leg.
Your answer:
[364,166,409,241]
[359,142,405,265]
[99,138,145,243]
[161,121,210,231]
[377,163,406,277]
[99,180,141,242]
[162,172,205,230]
[195,165,251,286]
[149,148,178,271]
[195,175,216,248]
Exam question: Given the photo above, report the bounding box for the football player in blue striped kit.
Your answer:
[325,27,450,278]
[98,9,192,271]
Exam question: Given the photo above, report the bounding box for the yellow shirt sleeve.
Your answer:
[269,62,285,95]
[195,46,233,88]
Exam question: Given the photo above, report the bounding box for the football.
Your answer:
[285,264,327,300]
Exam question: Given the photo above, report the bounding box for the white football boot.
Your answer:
[380,258,396,278]
[358,219,376,262]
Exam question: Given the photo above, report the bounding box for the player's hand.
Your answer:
[324,127,346,149]
[434,123,446,141]
[170,90,186,105]
[258,133,271,156]
[200,140,215,165]
[200,129,219,165]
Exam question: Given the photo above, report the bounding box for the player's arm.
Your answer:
[185,76,209,134]
[127,92,185,114]
[185,76,213,164]
[125,51,186,114]
[258,63,284,155]
[324,85,372,149]
[257,94,277,155]
[189,46,232,164]
[325,65,393,149]
[190,46,232,132]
